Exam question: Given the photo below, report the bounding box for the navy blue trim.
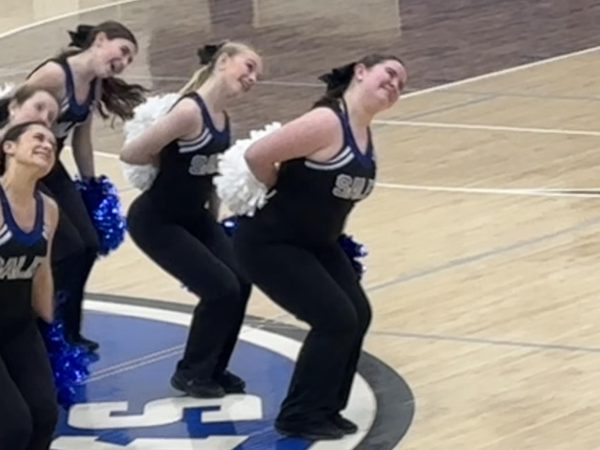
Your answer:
[190,93,230,136]
[339,99,374,167]
[61,60,96,115]
[0,186,44,245]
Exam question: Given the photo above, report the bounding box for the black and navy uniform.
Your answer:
[0,186,58,450]
[29,58,100,348]
[127,93,251,391]
[50,58,97,151]
[234,100,374,430]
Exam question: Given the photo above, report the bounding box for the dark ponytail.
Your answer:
[313,54,405,110]
[59,21,147,121]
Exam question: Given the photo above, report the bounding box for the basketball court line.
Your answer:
[374,183,600,198]
[438,88,600,102]
[84,310,291,383]
[399,95,497,120]
[370,330,600,356]
[374,119,600,137]
[400,45,600,100]
[364,212,600,293]
[247,321,600,356]
[0,0,145,41]
[0,70,325,89]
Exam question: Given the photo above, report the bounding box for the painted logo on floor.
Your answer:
[50,295,414,449]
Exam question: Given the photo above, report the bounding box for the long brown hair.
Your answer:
[58,21,147,121]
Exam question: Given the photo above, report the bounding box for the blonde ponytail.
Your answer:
[178,66,212,96]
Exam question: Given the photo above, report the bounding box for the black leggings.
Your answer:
[0,322,58,450]
[234,234,372,425]
[127,194,251,380]
[41,162,99,339]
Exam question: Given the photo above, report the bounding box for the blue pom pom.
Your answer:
[39,318,93,408]
[75,176,127,256]
[338,233,368,279]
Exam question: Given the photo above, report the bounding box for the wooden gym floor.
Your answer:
[2,0,600,448]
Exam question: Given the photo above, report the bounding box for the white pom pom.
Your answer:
[121,93,179,190]
[120,161,159,191]
[124,93,180,144]
[214,122,282,216]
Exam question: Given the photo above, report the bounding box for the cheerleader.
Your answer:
[23,21,146,351]
[0,84,59,132]
[121,42,262,397]
[221,54,407,439]
[0,121,59,450]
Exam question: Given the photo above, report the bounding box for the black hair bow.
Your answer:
[197,43,225,65]
[68,24,94,48]
[318,62,356,91]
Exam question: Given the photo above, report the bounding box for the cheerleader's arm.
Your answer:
[121,97,200,165]
[32,195,59,323]
[245,107,340,187]
[71,114,95,179]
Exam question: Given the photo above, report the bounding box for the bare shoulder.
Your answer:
[296,106,341,129]
[27,61,66,94]
[170,97,203,121]
[165,96,203,136]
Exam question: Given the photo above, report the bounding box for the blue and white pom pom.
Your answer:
[121,93,180,190]
[75,176,126,256]
[39,290,93,408]
[214,122,281,216]
[40,319,91,408]
[337,234,368,279]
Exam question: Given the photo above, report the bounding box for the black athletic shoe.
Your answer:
[217,370,246,394]
[171,372,226,398]
[331,413,358,434]
[274,419,344,440]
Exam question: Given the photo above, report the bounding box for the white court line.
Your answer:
[0,0,144,41]
[375,182,600,198]
[374,119,600,137]
[538,187,600,192]
[95,150,119,159]
[91,344,184,376]
[400,45,600,100]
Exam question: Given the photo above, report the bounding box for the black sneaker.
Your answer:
[171,372,226,398]
[274,419,344,440]
[331,414,358,434]
[217,370,246,394]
